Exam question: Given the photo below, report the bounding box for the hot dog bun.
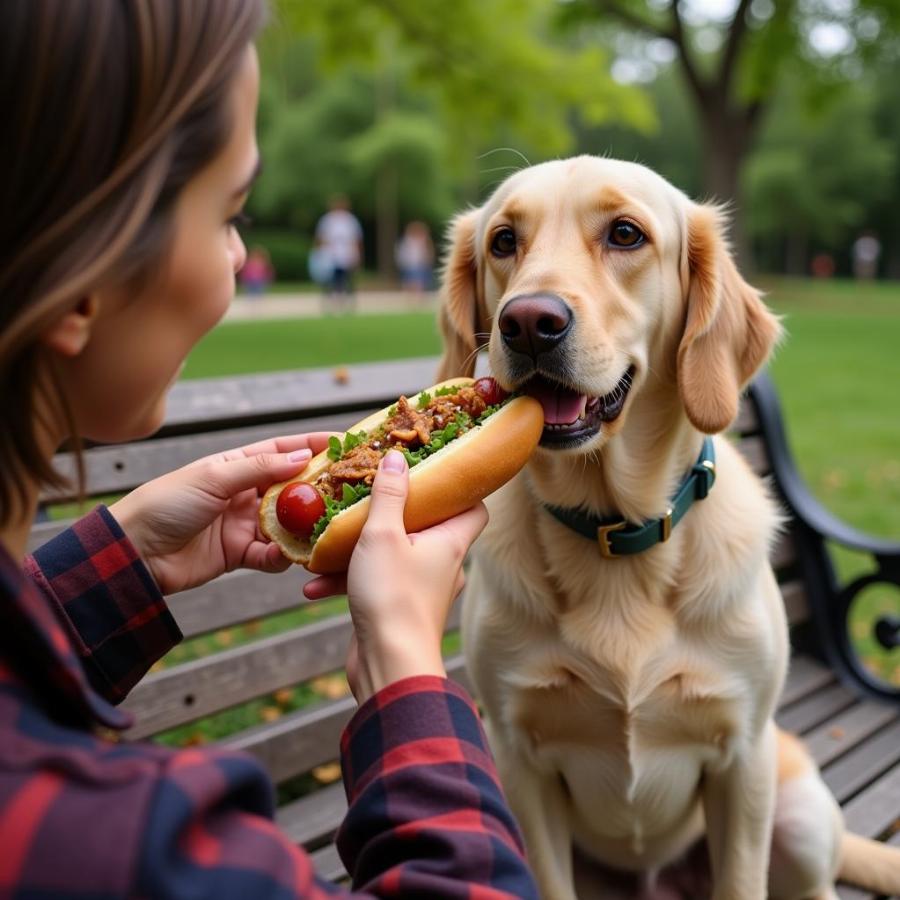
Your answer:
[259,378,544,574]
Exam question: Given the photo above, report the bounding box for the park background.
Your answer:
[145,0,899,753]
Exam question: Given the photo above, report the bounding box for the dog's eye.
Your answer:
[608,220,645,248]
[491,227,517,257]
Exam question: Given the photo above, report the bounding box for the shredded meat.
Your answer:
[453,386,488,419]
[327,444,382,486]
[317,385,495,499]
[384,395,433,446]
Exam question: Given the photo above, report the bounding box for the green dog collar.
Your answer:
[544,437,716,558]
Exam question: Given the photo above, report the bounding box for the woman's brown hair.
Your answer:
[0,0,266,525]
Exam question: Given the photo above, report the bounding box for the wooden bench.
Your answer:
[34,357,900,896]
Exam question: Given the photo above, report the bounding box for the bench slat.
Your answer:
[277,781,346,849]
[779,655,835,706]
[770,532,796,573]
[734,434,769,476]
[841,758,900,838]
[161,357,441,432]
[805,700,899,771]
[775,682,857,735]
[44,413,371,502]
[127,604,464,740]
[779,580,809,627]
[124,614,354,739]
[224,655,469,788]
[310,843,346,883]
[823,718,900,803]
[167,568,313,639]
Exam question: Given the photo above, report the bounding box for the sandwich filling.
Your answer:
[308,382,507,543]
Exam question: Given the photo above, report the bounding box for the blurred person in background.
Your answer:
[314,194,363,312]
[395,219,435,297]
[853,230,882,280]
[240,244,275,296]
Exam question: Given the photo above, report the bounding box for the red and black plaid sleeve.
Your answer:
[25,505,181,703]
[337,676,539,898]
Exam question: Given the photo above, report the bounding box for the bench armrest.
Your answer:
[748,374,900,704]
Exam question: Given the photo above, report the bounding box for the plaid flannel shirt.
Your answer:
[0,506,538,899]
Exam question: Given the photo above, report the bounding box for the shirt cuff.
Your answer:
[26,505,182,703]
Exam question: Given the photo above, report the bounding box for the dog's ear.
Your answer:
[437,209,485,380]
[677,205,782,433]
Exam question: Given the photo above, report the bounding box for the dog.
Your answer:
[436,156,900,900]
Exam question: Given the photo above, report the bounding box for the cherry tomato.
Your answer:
[276,482,326,539]
[473,376,508,406]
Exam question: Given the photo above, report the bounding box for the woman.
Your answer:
[0,3,539,897]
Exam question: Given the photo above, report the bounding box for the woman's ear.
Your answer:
[39,296,100,357]
[436,208,486,381]
[677,205,783,433]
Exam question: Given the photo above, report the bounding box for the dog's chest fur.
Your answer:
[466,460,782,852]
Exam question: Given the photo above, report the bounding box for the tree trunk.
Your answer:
[699,104,755,272]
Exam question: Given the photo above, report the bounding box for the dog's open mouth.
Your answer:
[523,366,635,448]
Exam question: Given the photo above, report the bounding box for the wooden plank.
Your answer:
[823,718,900,803]
[43,413,370,502]
[277,782,347,848]
[224,654,469,786]
[836,885,872,900]
[230,694,354,785]
[779,580,809,627]
[770,532,797,573]
[732,397,759,436]
[841,759,900,838]
[310,843,346,883]
[160,357,442,433]
[778,655,835,707]
[775,682,857,735]
[805,700,899,771]
[734,435,769,476]
[127,604,464,740]
[28,518,76,554]
[124,615,354,739]
[167,567,315,639]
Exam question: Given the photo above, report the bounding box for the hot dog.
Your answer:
[259,377,544,573]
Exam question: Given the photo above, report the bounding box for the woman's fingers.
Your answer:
[303,573,348,599]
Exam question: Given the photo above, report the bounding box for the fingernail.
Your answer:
[382,450,406,473]
[288,449,312,463]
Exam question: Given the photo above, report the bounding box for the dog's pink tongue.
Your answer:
[527,382,586,425]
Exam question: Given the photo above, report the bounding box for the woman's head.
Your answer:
[0,0,266,522]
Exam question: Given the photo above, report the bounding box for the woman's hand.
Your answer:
[109,433,332,595]
[304,450,488,704]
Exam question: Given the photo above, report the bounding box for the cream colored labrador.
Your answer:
[437,156,900,900]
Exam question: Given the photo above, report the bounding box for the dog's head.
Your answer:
[438,156,781,455]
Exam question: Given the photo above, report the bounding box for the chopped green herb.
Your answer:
[416,390,432,410]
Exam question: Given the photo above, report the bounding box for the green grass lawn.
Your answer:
[181,311,443,379]
[760,277,900,685]
[169,277,898,753]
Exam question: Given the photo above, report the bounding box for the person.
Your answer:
[852,230,881,280]
[314,195,364,312]
[395,220,435,296]
[0,4,540,899]
[240,244,275,295]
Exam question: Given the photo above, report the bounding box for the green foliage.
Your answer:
[745,76,895,256]
[241,228,311,281]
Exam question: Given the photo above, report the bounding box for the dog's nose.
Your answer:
[498,294,573,359]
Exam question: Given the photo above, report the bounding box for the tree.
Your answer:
[556,0,900,266]
[267,0,652,276]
